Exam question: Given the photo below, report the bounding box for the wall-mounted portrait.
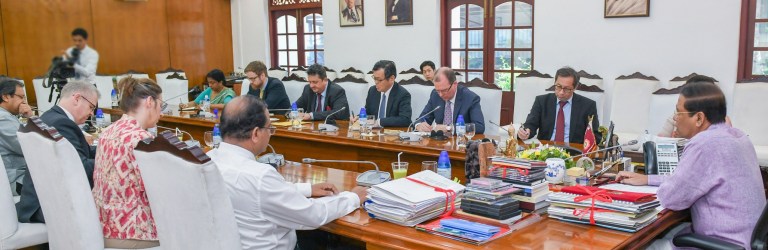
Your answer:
[340,0,364,27]
[605,0,650,18]
[386,0,412,26]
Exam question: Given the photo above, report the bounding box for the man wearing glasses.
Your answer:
[416,67,485,134]
[518,66,601,144]
[0,79,33,195]
[17,80,100,223]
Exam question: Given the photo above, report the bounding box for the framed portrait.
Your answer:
[339,0,364,27]
[385,0,412,26]
[604,0,650,18]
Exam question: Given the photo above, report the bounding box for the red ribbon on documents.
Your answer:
[572,185,613,225]
[406,177,457,218]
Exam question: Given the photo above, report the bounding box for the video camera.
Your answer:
[43,48,79,103]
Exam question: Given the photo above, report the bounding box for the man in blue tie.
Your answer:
[415,67,485,134]
[363,60,412,127]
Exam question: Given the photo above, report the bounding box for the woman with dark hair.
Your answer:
[92,76,163,248]
[180,69,236,111]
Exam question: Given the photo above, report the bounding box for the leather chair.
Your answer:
[513,70,553,125]
[282,74,308,104]
[399,77,436,122]
[333,75,369,113]
[268,67,288,81]
[673,203,768,250]
[135,131,240,249]
[0,156,47,250]
[463,79,502,136]
[609,72,660,145]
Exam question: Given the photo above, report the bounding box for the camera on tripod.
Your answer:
[43,48,79,103]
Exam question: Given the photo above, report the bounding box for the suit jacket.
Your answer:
[295,82,350,121]
[16,105,96,223]
[248,77,291,112]
[418,85,485,134]
[522,93,601,144]
[0,107,25,195]
[389,0,411,23]
[341,6,363,23]
[364,83,412,127]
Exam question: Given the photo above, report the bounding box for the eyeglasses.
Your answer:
[672,110,695,121]
[260,126,277,135]
[436,82,454,94]
[78,95,97,111]
[554,85,575,93]
[13,94,26,100]
[158,99,168,111]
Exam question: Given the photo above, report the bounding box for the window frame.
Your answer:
[268,3,323,72]
[739,0,768,80]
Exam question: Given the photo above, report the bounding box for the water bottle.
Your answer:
[213,124,222,148]
[95,109,106,128]
[110,89,118,107]
[455,115,466,138]
[290,103,299,127]
[358,108,367,132]
[213,109,219,119]
[202,95,211,113]
[437,151,451,179]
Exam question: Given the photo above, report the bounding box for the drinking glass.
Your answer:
[421,161,437,172]
[465,123,476,141]
[293,108,305,129]
[391,162,409,179]
[365,115,376,134]
[204,131,214,148]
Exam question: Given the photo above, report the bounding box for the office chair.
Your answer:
[673,202,768,250]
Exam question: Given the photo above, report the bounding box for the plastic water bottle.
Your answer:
[110,89,118,107]
[290,103,299,127]
[455,115,466,137]
[213,109,219,119]
[213,124,222,148]
[437,151,451,179]
[202,95,211,113]
[95,109,107,128]
[359,108,367,132]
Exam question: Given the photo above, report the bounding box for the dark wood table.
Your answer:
[278,163,689,250]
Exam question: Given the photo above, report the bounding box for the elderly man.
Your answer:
[207,95,367,249]
[244,60,291,112]
[340,0,363,25]
[16,80,99,223]
[295,64,350,121]
[0,79,33,195]
[617,82,766,249]
[364,60,411,127]
[415,67,485,134]
[518,66,601,144]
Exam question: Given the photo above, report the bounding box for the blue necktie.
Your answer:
[378,94,387,118]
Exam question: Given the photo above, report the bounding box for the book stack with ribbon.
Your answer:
[488,157,551,214]
[364,170,465,227]
[457,177,523,224]
[547,185,661,232]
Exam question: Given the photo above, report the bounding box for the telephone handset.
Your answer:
[643,141,679,175]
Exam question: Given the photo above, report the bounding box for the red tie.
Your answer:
[555,101,567,142]
[316,93,322,112]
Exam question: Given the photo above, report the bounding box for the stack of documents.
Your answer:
[416,217,512,245]
[459,177,523,224]
[488,157,550,214]
[365,170,465,227]
[547,185,661,232]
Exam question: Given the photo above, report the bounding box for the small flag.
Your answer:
[583,115,597,153]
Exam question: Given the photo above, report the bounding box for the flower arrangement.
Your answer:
[517,144,575,169]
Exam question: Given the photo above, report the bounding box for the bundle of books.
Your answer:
[457,177,523,224]
[415,217,513,245]
[488,157,551,214]
[547,185,661,233]
[365,170,465,227]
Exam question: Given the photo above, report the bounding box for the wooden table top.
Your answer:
[277,163,688,250]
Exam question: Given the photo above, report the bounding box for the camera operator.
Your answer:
[62,28,99,84]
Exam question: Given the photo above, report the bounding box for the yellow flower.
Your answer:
[535,151,541,156]
[521,152,530,159]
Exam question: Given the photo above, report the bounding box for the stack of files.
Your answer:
[487,158,552,214]
[365,170,465,227]
[460,178,523,223]
[508,181,550,213]
[547,185,661,232]
[416,217,513,245]
[489,157,546,169]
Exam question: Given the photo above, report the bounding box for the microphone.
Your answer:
[302,158,391,187]
[398,106,441,142]
[488,120,510,133]
[566,140,638,161]
[318,107,347,132]
[156,125,199,148]
[257,144,284,169]
[406,106,441,132]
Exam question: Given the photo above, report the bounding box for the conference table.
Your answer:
[278,163,688,249]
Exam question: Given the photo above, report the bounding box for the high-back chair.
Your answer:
[577,70,603,88]
[337,67,365,80]
[674,202,768,250]
[157,73,190,104]
[608,72,660,145]
[333,75,369,113]
[291,66,308,79]
[282,74,308,104]
[647,87,681,136]
[135,131,240,250]
[668,73,718,89]
[544,83,606,127]
[93,74,116,109]
[324,67,337,81]
[462,79,501,136]
[400,77,436,122]
[0,155,47,250]
[154,68,186,82]
[513,70,553,125]
[732,80,768,167]
[396,68,421,82]
[267,67,288,81]
[115,70,150,83]
[31,77,56,113]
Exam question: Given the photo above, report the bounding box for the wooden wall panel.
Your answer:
[203,0,234,79]
[1,0,93,105]
[91,0,170,78]
[0,1,7,77]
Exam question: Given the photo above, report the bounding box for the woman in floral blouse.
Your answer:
[92,76,163,248]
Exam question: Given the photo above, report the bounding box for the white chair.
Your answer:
[0,156,47,250]
[365,71,375,86]
[154,68,185,82]
[282,74,308,104]
[574,85,606,126]
[464,79,502,136]
[608,73,660,145]
[337,67,365,79]
[668,73,719,89]
[268,68,288,80]
[239,80,250,96]
[400,77,435,122]
[325,67,337,81]
[31,77,55,113]
[116,71,150,82]
[93,75,115,109]
[513,70,553,125]
[135,132,240,249]
[334,77,369,113]
[291,67,308,79]
[647,89,679,136]
[731,81,768,166]
[17,118,156,249]
[157,73,189,104]
[396,68,420,82]
[577,70,603,88]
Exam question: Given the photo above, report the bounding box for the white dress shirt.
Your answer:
[207,142,360,250]
[66,45,99,83]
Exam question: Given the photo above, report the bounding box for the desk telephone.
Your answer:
[643,141,680,175]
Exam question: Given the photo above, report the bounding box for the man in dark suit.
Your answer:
[244,60,291,112]
[518,67,601,144]
[295,64,349,121]
[415,67,485,134]
[364,60,411,127]
[388,0,411,23]
[16,80,98,223]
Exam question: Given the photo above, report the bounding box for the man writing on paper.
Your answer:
[363,60,412,127]
[518,67,601,144]
[295,64,350,121]
[617,79,765,249]
[415,67,485,134]
[207,95,367,249]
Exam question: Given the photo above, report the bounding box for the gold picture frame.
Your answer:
[604,0,650,18]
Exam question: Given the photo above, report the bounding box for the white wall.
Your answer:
[535,0,742,122]
[231,0,271,70]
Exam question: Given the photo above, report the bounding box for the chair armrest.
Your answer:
[673,233,744,250]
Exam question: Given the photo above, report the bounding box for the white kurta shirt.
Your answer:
[207,142,360,250]
[66,45,99,83]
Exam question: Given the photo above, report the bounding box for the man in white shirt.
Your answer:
[64,28,99,84]
[207,95,367,250]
